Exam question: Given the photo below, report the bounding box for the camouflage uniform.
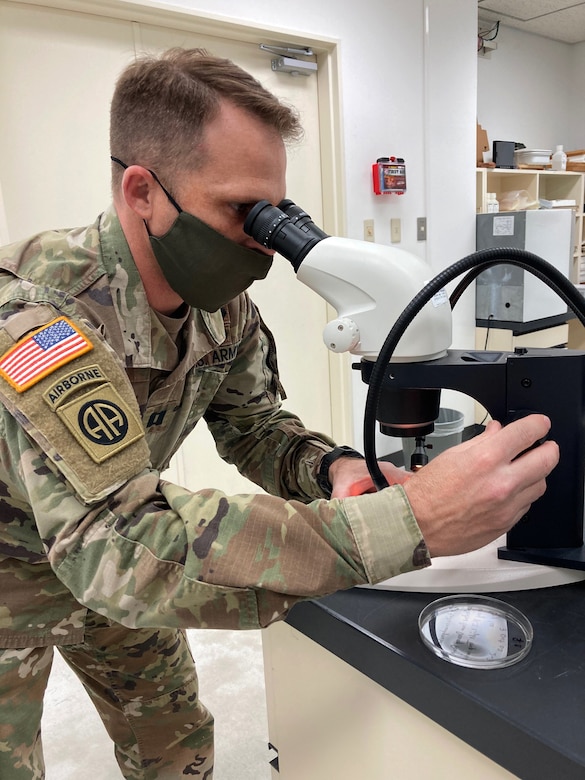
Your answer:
[0,206,430,778]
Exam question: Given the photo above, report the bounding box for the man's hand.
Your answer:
[329,415,559,560]
[329,457,410,498]
[402,414,559,557]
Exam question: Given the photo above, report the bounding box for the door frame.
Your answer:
[3,0,353,444]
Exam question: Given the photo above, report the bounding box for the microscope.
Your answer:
[244,200,585,579]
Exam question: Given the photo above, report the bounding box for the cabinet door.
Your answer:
[263,621,518,780]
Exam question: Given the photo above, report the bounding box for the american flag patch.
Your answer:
[0,317,93,392]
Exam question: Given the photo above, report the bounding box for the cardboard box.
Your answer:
[477,121,489,165]
[567,150,585,170]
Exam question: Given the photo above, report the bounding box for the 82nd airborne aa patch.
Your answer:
[54,381,145,464]
[41,363,145,464]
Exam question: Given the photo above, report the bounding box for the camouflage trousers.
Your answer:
[0,613,214,779]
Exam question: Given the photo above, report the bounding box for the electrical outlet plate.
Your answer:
[390,218,401,243]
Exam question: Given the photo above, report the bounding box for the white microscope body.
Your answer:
[295,236,452,362]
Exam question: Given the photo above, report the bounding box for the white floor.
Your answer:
[42,629,272,780]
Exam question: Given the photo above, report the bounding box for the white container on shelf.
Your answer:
[551,145,567,171]
[514,148,552,167]
[486,192,499,212]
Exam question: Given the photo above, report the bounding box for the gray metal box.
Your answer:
[476,209,573,323]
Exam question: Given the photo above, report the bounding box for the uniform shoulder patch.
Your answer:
[53,379,145,464]
[0,312,150,503]
[0,317,92,392]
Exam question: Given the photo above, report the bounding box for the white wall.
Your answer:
[570,42,585,148]
[151,0,429,250]
[477,24,581,151]
[145,0,479,448]
[422,0,478,438]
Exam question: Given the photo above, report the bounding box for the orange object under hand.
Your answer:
[347,476,378,496]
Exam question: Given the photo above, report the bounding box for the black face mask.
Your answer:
[112,157,273,312]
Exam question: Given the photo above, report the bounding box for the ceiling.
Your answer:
[478,0,585,44]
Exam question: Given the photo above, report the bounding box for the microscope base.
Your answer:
[364,536,585,593]
[499,543,585,570]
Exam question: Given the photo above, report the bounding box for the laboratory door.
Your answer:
[0,0,335,495]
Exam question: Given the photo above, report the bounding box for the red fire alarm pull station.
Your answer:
[372,157,406,195]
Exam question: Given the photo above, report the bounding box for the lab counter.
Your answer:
[262,582,585,779]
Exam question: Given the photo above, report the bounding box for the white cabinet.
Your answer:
[262,622,517,779]
[476,168,585,283]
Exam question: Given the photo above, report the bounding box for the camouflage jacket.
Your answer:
[0,206,429,648]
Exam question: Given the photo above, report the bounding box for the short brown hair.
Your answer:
[110,47,302,188]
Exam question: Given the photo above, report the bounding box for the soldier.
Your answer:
[0,48,557,779]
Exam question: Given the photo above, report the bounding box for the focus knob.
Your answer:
[322,318,360,353]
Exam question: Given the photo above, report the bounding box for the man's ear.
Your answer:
[121,165,159,220]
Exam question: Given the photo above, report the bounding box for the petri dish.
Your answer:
[418,594,533,669]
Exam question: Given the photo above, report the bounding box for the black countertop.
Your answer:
[285,583,585,779]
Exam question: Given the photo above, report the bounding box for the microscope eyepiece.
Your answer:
[244,200,327,272]
[277,200,329,239]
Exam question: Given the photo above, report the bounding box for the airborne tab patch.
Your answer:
[42,364,106,409]
[0,317,93,393]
